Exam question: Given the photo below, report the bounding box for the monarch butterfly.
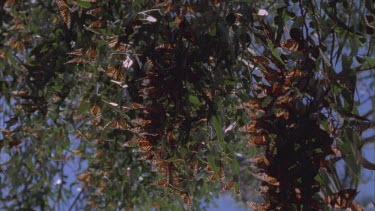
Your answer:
[174,190,192,207]
[153,160,168,167]
[4,39,25,51]
[175,16,182,25]
[107,36,118,48]
[205,164,213,172]
[67,48,83,56]
[90,105,101,116]
[88,18,104,29]
[153,161,169,174]
[208,173,217,181]
[0,50,7,59]
[132,118,151,126]
[181,192,192,206]
[190,161,198,175]
[218,163,225,180]
[286,69,306,78]
[172,177,182,185]
[285,69,307,85]
[87,201,97,207]
[250,134,269,145]
[167,131,174,145]
[155,44,175,51]
[275,95,293,105]
[9,22,25,30]
[111,119,128,129]
[242,122,257,133]
[86,7,103,16]
[250,156,270,167]
[262,72,280,83]
[138,139,152,151]
[94,150,104,158]
[107,36,126,51]
[221,180,234,192]
[255,173,279,186]
[252,56,271,66]
[86,48,97,59]
[280,39,299,51]
[13,90,29,98]
[56,0,71,29]
[152,179,168,187]
[65,57,91,64]
[186,4,197,13]
[107,66,124,81]
[3,0,14,13]
[76,172,91,182]
[213,0,221,6]
[275,109,290,120]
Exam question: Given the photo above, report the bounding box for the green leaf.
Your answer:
[266,39,284,65]
[31,178,45,191]
[335,32,349,65]
[84,25,104,35]
[208,25,216,37]
[211,115,223,143]
[189,95,201,107]
[314,174,324,185]
[63,136,71,148]
[207,155,219,177]
[76,0,92,8]
[341,55,353,72]
[261,96,273,108]
[6,51,21,69]
[340,128,361,186]
[48,111,60,122]
[365,56,375,66]
[231,158,240,176]
[24,157,41,176]
[77,100,90,114]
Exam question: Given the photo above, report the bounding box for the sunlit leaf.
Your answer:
[365,56,375,66]
[76,0,91,8]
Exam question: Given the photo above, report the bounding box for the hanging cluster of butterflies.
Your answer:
[124,57,195,207]
[120,55,237,208]
[241,26,361,210]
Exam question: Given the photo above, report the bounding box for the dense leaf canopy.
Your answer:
[1,0,375,210]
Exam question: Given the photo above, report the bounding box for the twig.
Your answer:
[356,66,375,72]
[68,189,83,211]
